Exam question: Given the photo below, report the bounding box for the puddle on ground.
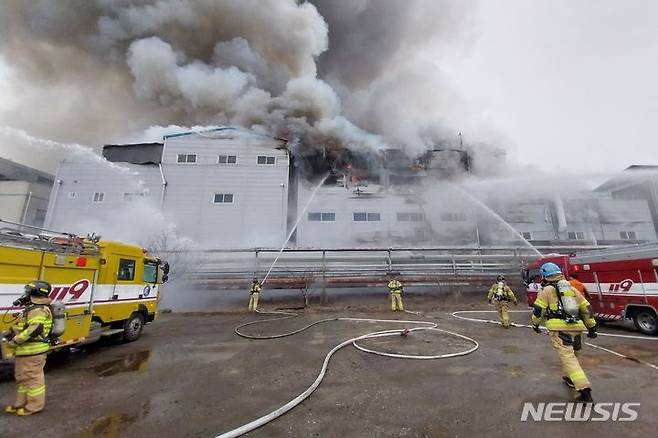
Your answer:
[74,401,150,437]
[501,345,520,354]
[74,413,137,438]
[93,350,151,377]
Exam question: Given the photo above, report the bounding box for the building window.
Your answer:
[67,191,77,199]
[257,156,276,165]
[118,258,135,281]
[620,231,637,240]
[397,212,425,222]
[218,155,237,164]
[177,153,197,163]
[440,212,467,222]
[567,231,585,240]
[92,192,105,203]
[522,232,532,240]
[213,193,234,203]
[353,212,381,222]
[123,192,145,202]
[308,212,335,222]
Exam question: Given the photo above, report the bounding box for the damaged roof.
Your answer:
[163,126,288,145]
[102,142,164,165]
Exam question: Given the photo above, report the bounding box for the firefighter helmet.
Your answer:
[497,274,505,281]
[24,280,51,298]
[540,262,562,278]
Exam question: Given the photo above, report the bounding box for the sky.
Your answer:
[0,0,656,176]
[442,0,658,172]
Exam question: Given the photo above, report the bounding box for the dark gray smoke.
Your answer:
[0,0,480,174]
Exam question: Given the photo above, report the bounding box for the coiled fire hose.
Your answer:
[216,309,479,438]
[451,310,658,371]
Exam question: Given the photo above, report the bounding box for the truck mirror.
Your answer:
[162,274,169,284]
[162,262,170,275]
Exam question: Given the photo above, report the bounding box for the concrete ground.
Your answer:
[1,295,657,438]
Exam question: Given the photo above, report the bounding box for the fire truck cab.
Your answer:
[0,219,169,360]
[523,244,658,335]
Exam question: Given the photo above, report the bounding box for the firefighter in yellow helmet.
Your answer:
[487,274,518,327]
[532,263,597,402]
[248,278,262,312]
[3,281,53,416]
[387,273,404,312]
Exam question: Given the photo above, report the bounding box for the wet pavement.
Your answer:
[1,296,657,437]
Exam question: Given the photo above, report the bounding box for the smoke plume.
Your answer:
[0,0,480,174]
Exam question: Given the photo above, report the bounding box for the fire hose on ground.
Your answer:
[216,309,479,438]
[216,308,657,437]
[451,310,658,371]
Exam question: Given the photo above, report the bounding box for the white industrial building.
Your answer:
[45,128,289,248]
[487,196,657,246]
[596,165,658,237]
[296,183,480,247]
[43,127,658,249]
[0,157,53,228]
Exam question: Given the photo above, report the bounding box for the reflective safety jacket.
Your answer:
[531,283,596,332]
[388,280,403,293]
[250,283,262,295]
[11,298,53,356]
[569,278,587,295]
[487,282,517,304]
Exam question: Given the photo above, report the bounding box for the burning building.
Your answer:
[44,127,657,249]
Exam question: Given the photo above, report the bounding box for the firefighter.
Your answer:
[532,262,597,402]
[3,281,53,416]
[487,275,518,327]
[248,278,262,312]
[569,273,588,296]
[387,273,404,312]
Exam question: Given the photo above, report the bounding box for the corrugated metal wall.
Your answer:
[47,130,289,248]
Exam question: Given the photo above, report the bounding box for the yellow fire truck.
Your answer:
[0,219,169,360]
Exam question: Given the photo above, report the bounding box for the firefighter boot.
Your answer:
[575,388,593,403]
[16,407,39,416]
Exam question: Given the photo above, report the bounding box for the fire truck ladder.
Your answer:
[571,242,658,263]
[0,218,100,256]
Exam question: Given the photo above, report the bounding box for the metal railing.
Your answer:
[160,246,580,290]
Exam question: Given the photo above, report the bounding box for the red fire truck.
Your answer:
[523,243,658,335]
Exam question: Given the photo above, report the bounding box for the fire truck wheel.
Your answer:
[123,312,145,342]
[633,309,658,336]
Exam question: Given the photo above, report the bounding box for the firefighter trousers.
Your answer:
[248,293,259,311]
[390,292,404,311]
[549,331,590,391]
[14,353,47,413]
[494,300,511,327]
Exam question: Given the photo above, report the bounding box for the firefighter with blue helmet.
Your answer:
[3,281,53,416]
[532,262,597,402]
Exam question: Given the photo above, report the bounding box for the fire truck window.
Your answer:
[118,259,136,281]
[143,263,158,283]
